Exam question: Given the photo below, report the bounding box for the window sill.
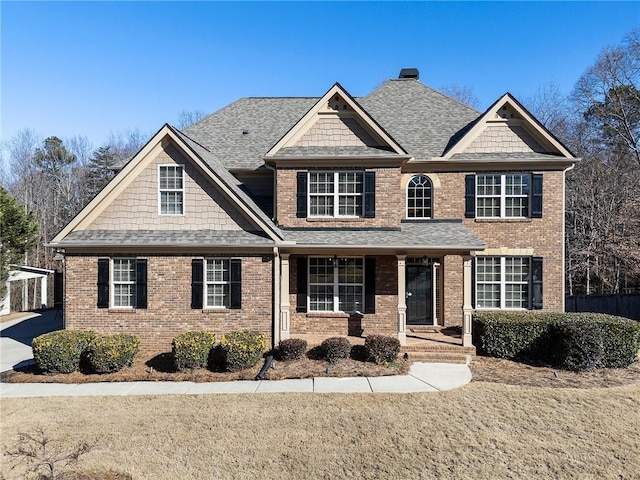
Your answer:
[306,312,353,318]
[203,308,231,313]
[474,218,532,223]
[108,308,136,313]
[306,217,365,223]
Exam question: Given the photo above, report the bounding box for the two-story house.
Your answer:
[50,69,576,354]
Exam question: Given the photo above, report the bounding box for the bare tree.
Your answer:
[438,85,480,109]
[177,109,207,129]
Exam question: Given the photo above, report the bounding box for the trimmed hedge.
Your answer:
[32,330,96,374]
[473,312,640,370]
[364,335,401,364]
[172,331,216,371]
[85,334,140,373]
[220,330,266,372]
[277,338,308,362]
[320,337,352,364]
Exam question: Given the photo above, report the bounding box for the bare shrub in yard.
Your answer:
[364,335,401,364]
[276,339,307,361]
[320,337,351,364]
[5,427,97,480]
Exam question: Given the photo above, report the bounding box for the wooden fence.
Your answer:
[565,293,640,321]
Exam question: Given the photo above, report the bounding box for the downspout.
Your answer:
[272,246,280,349]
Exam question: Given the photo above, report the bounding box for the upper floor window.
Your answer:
[466,173,542,219]
[159,165,184,215]
[309,171,363,217]
[407,175,432,218]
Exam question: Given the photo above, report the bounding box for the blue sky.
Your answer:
[1,1,639,150]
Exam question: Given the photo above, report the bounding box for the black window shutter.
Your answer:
[364,171,376,218]
[230,259,242,309]
[531,257,543,310]
[97,259,109,308]
[296,172,307,218]
[296,256,307,313]
[465,175,476,218]
[531,174,543,218]
[191,259,203,309]
[364,257,376,314]
[135,259,148,309]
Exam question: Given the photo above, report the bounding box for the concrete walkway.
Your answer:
[0,362,471,397]
[1,310,472,397]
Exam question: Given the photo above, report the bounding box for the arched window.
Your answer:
[407,175,433,218]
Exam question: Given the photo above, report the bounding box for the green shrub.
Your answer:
[364,335,401,364]
[220,330,266,372]
[472,312,558,360]
[85,334,140,373]
[32,330,96,374]
[172,331,216,371]
[277,338,307,361]
[473,312,640,369]
[554,320,604,371]
[586,314,640,368]
[320,337,351,364]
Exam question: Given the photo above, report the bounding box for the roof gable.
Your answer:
[443,93,574,158]
[266,83,407,157]
[51,125,283,245]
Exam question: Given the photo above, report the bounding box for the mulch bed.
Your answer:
[470,354,640,388]
[1,347,409,384]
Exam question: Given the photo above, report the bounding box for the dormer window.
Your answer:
[159,165,184,215]
[407,175,433,219]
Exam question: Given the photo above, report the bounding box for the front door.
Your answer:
[406,265,433,325]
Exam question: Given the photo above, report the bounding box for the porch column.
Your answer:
[397,255,407,346]
[279,253,291,341]
[462,255,473,347]
[40,274,48,309]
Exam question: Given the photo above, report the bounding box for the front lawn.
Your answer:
[1,383,639,479]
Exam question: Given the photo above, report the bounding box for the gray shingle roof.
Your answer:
[183,80,482,171]
[57,230,274,247]
[282,221,485,250]
[273,145,396,157]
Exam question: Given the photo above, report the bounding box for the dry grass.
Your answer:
[1,347,409,384]
[471,355,640,388]
[1,383,639,479]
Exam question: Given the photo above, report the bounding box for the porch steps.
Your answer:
[400,344,475,365]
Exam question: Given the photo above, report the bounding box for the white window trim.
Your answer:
[111,258,136,309]
[476,173,530,219]
[158,164,185,216]
[308,256,365,313]
[308,171,364,218]
[204,258,231,309]
[406,174,433,219]
[475,256,530,310]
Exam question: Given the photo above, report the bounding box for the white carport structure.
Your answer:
[1,266,54,316]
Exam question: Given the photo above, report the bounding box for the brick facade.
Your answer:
[275,167,403,228]
[288,255,397,337]
[64,254,272,352]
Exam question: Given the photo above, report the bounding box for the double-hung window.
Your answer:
[309,172,363,217]
[112,258,137,308]
[309,257,364,312]
[159,165,184,215]
[476,173,530,218]
[476,256,539,309]
[205,259,231,308]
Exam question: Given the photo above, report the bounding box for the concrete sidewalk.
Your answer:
[0,362,471,397]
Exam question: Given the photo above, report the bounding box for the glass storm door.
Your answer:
[406,265,433,325]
